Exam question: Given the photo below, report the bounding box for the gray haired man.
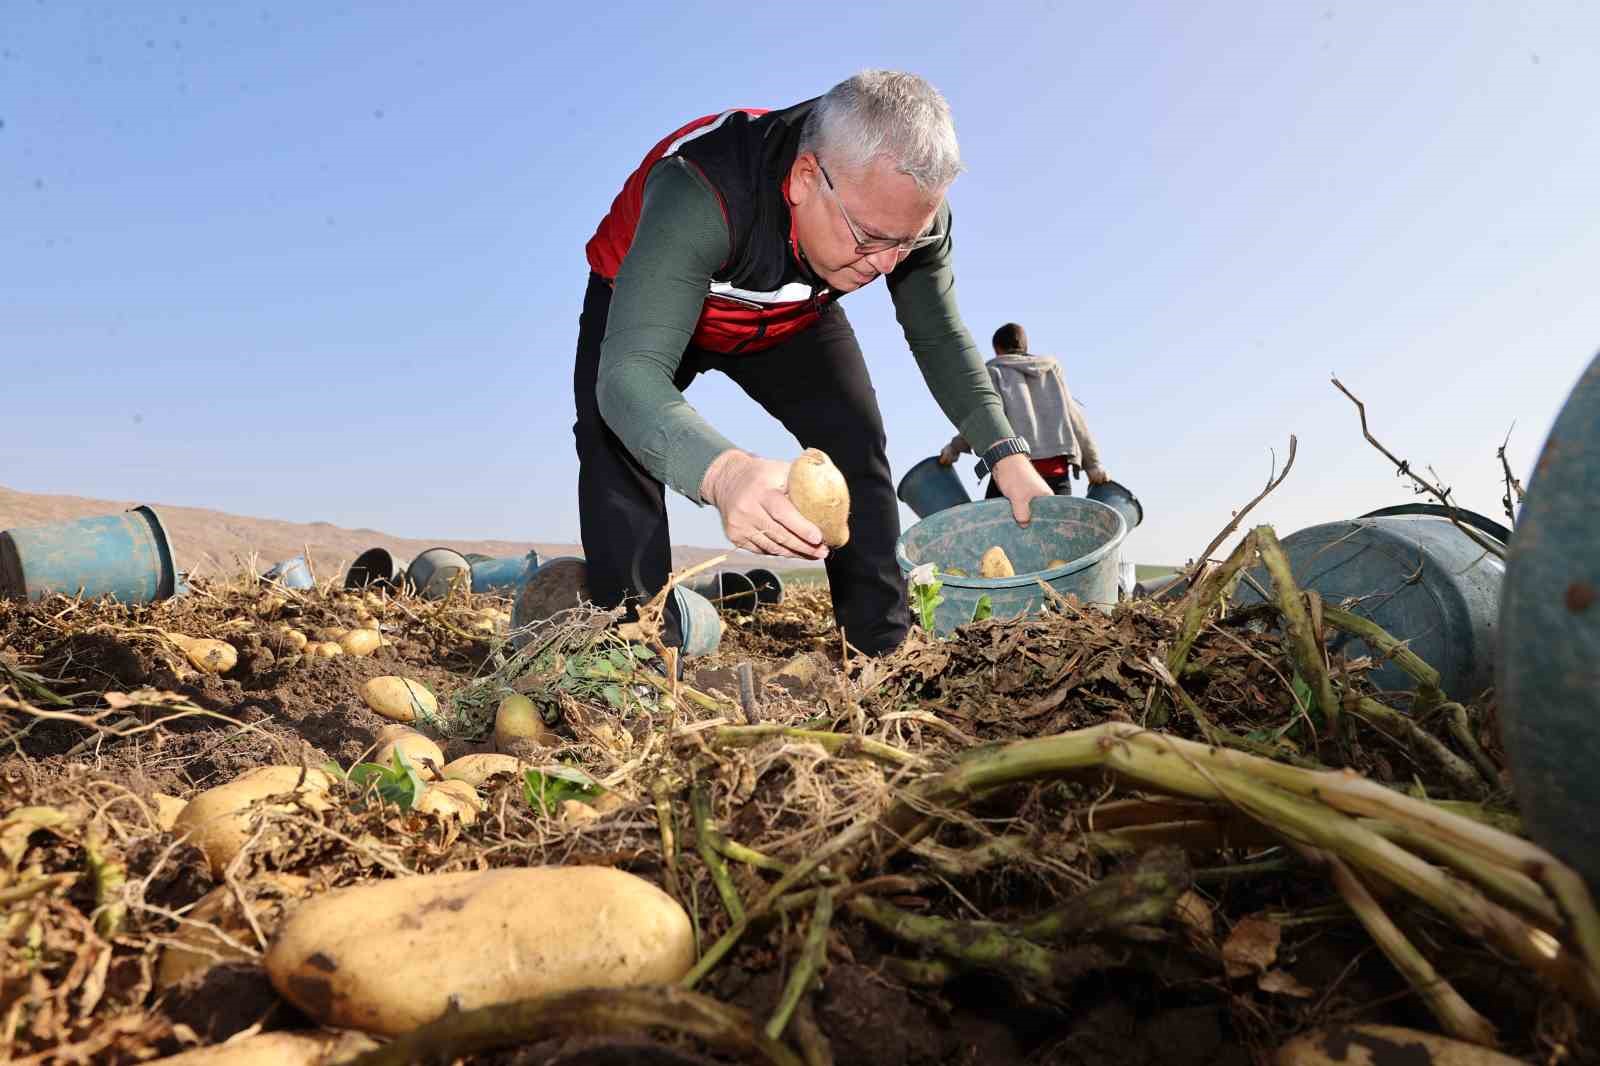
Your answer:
[575,71,1051,655]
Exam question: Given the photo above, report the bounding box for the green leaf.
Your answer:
[1290,672,1315,715]
[971,595,993,623]
[629,644,656,661]
[347,751,425,811]
[601,683,625,709]
[522,766,604,814]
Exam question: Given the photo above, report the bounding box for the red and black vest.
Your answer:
[585,100,835,355]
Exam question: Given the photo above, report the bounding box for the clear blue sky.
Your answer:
[4,2,1597,566]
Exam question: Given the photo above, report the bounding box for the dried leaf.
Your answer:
[1257,967,1315,998]
[1222,915,1282,978]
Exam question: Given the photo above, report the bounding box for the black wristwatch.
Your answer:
[981,437,1031,472]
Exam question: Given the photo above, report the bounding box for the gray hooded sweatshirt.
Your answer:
[947,352,1102,472]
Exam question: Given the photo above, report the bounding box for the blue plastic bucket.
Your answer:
[745,567,786,606]
[406,547,471,600]
[684,570,760,614]
[671,585,723,656]
[346,547,405,590]
[895,496,1127,634]
[262,555,315,590]
[1087,480,1144,531]
[470,550,542,594]
[1231,511,1505,698]
[0,506,181,604]
[1499,350,1600,892]
[896,456,973,519]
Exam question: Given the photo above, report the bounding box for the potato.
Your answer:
[979,546,1015,578]
[152,793,187,832]
[313,642,343,658]
[338,629,382,657]
[173,766,335,875]
[167,634,238,674]
[494,694,558,754]
[1046,558,1069,570]
[442,753,523,787]
[360,676,437,724]
[157,873,311,989]
[414,780,482,824]
[360,619,381,632]
[324,627,349,642]
[1274,1025,1524,1065]
[591,790,629,815]
[265,866,695,1035]
[143,1029,377,1065]
[371,725,444,777]
[786,448,850,548]
[559,799,601,826]
[279,627,309,651]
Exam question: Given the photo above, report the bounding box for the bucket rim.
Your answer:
[1087,479,1144,528]
[1357,503,1510,545]
[129,505,180,599]
[894,496,1127,590]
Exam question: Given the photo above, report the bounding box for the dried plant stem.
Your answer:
[1187,436,1297,577]
[1303,845,1498,1046]
[707,724,925,770]
[1169,530,1261,676]
[651,776,684,904]
[693,783,745,924]
[1321,605,1445,703]
[765,888,834,1041]
[1433,702,1502,785]
[1012,847,1188,941]
[1347,696,1489,796]
[346,986,803,1066]
[1256,527,1340,734]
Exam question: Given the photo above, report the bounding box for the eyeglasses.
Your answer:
[815,157,944,256]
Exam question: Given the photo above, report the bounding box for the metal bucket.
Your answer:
[671,585,723,656]
[0,505,181,604]
[262,555,315,590]
[1499,350,1600,892]
[685,570,760,614]
[405,547,471,600]
[896,456,973,519]
[1231,510,1506,698]
[345,547,405,590]
[745,567,786,606]
[470,550,542,595]
[895,496,1127,634]
[1087,479,1144,531]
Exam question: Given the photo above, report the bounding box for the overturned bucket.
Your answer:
[470,550,543,595]
[745,567,786,606]
[345,547,406,590]
[262,555,315,590]
[1087,479,1143,532]
[896,456,972,519]
[0,506,181,604]
[671,585,723,656]
[684,570,760,614]
[406,547,471,600]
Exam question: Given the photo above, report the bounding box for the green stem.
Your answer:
[708,725,926,770]
[1257,527,1340,735]
[693,783,745,924]
[765,889,834,1041]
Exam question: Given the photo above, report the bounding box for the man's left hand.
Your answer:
[1085,465,1111,486]
[990,453,1054,526]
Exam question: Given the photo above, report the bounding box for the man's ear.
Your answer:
[787,153,818,207]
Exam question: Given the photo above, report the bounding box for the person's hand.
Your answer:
[1085,465,1111,486]
[700,450,828,560]
[990,453,1054,526]
[937,443,961,466]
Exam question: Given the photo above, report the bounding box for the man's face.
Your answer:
[787,152,945,293]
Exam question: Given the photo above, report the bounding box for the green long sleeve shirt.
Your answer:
[594,157,1013,503]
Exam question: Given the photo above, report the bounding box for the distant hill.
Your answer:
[0,484,772,584]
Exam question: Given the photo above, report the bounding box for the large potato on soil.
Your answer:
[359,676,437,724]
[494,693,558,754]
[167,633,239,675]
[442,753,523,787]
[1274,1025,1524,1065]
[152,793,188,832]
[337,629,381,657]
[786,448,850,548]
[370,725,444,777]
[157,873,312,989]
[173,767,335,876]
[265,867,695,1036]
[144,1029,377,1064]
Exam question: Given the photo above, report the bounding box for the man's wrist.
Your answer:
[981,437,1031,470]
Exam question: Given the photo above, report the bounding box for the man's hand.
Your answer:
[937,443,961,467]
[990,452,1054,526]
[1085,465,1111,486]
[700,450,828,560]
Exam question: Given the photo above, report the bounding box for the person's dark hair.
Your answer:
[992,323,1028,354]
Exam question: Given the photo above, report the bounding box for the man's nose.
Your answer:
[865,246,904,276]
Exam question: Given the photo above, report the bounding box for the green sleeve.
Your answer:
[594,157,738,503]
[884,204,1015,456]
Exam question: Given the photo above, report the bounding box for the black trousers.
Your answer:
[573,273,911,655]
